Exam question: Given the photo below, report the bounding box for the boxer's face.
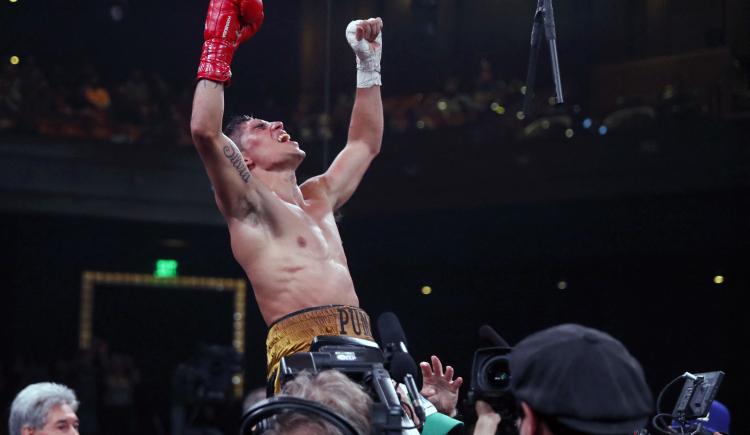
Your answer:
[240,118,305,170]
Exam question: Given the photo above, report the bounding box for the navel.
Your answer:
[297,236,307,248]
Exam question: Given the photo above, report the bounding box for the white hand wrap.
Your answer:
[346,20,382,88]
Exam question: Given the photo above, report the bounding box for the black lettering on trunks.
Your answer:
[338,308,350,335]
[362,314,371,337]
[351,308,362,335]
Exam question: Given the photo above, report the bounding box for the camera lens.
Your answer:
[482,356,511,390]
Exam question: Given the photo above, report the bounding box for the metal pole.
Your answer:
[523,0,545,116]
[544,0,564,105]
[323,0,332,169]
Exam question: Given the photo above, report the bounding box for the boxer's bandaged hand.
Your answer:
[346,19,382,88]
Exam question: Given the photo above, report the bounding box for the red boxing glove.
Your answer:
[196,0,264,85]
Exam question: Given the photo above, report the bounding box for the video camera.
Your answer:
[172,344,242,435]
[466,345,519,435]
[174,343,242,404]
[241,335,417,435]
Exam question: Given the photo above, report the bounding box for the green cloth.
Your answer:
[421,412,464,435]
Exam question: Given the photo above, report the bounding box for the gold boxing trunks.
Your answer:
[266,305,374,394]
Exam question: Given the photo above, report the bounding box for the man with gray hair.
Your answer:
[9,383,80,435]
[269,370,373,435]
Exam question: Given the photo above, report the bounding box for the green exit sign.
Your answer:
[154,259,178,278]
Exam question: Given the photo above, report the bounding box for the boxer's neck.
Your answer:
[254,169,304,205]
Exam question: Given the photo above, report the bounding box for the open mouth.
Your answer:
[277,133,291,143]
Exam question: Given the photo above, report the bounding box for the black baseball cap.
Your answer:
[510,324,653,434]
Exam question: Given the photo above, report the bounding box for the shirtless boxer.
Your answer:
[190,0,384,393]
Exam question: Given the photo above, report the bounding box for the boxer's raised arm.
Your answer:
[190,0,263,216]
[191,82,252,215]
[315,18,384,210]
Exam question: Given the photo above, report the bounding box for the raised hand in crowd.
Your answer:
[420,355,463,417]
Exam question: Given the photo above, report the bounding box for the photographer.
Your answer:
[509,324,653,435]
[252,358,463,435]
[268,369,373,435]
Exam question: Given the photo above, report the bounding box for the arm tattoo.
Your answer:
[223,145,251,182]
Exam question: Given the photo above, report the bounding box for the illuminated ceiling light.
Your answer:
[9,0,18,3]
[437,100,448,111]
[516,111,526,120]
[598,125,608,135]
[421,285,432,295]
[564,128,574,138]
[713,275,724,285]
[557,280,568,290]
[9,56,20,65]
[582,118,592,129]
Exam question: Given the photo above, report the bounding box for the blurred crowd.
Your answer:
[0,56,638,148]
[0,58,194,146]
[1,55,726,151]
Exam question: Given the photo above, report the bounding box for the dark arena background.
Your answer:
[1,0,748,434]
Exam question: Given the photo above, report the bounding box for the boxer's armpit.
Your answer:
[222,144,251,182]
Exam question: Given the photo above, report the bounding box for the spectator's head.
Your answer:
[510,324,653,435]
[223,115,305,173]
[9,383,80,435]
[270,370,373,435]
[243,386,267,414]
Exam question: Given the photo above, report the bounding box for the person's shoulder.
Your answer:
[299,175,329,200]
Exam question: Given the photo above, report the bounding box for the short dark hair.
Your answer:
[224,114,253,145]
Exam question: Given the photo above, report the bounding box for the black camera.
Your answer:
[471,347,513,394]
[172,344,242,435]
[242,336,413,435]
[278,336,387,387]
[174,344,242,404]
[467,346,519,435]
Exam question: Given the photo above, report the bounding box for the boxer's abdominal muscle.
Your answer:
[228,204,359,326]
